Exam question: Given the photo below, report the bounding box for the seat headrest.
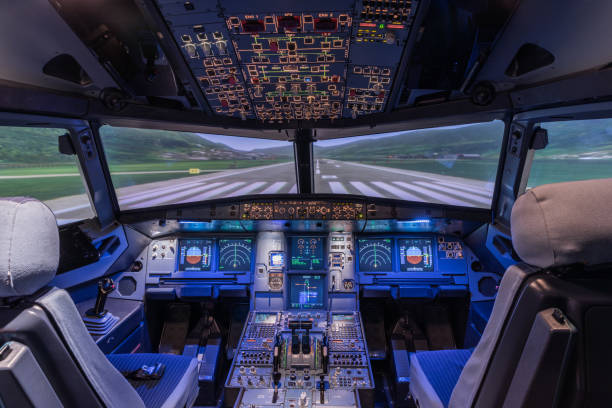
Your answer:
[0,198,59,297]
[511,179,612,269]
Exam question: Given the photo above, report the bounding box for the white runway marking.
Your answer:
[392,182,473,207]
[180,182,247,202]
[260,181,288,194]
[321,175,338,179]
[349,181,384,197]
[371,182,425,202]
[328,181,349,194]
[289,184,298,193]
[119,180,203,205]
[130,182,226,207]
[414,181,491,204]
[230,181,267,196]
[433,180,493,196]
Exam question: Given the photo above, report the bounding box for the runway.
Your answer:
[46,160,494,223]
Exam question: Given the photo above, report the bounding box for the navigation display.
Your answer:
[178,239,213,272]
[288,274,325,310]
[289,237,325,271]
[218,239,252,272]
[399,238,434,272]
[358,238,393,272]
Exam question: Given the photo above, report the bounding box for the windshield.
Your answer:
[528,118,612,188]
[313,120,505,208]
[99,126,295,210]
[0,126,95,224]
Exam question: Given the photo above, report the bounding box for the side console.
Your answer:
[225,311,374,408]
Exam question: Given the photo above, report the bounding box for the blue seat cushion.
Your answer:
[410,348,474,407]
[108,353,198,408]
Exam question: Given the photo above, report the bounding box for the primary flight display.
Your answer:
[178,239,213,272]
[399,238,434,272]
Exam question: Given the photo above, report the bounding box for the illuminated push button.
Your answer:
[185,43,197,58]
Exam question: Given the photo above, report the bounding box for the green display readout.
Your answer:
[289,237,325,271]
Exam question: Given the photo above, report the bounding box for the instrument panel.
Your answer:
[144,232,471,299]
[154,0,419,122]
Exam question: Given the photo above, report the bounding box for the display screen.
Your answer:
[288,274,325,309]
[178,239,213,272]
[398,238,434,272]
[269,251,285,268]
[358,238,393,272]
[218,239,252,272]
[254,313,277,324]
[289,237,325,270]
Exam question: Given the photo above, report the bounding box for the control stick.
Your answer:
[86,277,115,317]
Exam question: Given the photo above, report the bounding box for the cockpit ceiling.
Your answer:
[0,0,512,123]
[2,0,612,127]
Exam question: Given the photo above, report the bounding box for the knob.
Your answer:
[384,31,396,44]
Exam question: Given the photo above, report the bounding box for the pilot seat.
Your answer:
[0,197,199,408]
[409,179,612,407]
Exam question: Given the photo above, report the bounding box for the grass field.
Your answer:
[0,159,289,201]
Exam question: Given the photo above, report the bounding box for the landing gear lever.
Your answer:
[86,277,115,317]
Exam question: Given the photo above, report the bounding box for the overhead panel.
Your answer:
[154,0,418,122]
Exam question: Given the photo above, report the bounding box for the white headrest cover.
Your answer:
[0,198,59,297]
[511,179,612,268]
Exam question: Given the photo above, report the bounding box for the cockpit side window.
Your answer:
[527,118,612,189]
[0,126,95,224]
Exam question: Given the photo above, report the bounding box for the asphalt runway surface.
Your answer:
[45,160,494,223]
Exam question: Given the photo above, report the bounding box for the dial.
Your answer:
[218,239,253,271]
[358,238,393,272]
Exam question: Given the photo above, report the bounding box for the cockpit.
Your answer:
[2,1,612,407]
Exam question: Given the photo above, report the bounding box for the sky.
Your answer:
[197,133,290,151]
[197,122,489,150]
